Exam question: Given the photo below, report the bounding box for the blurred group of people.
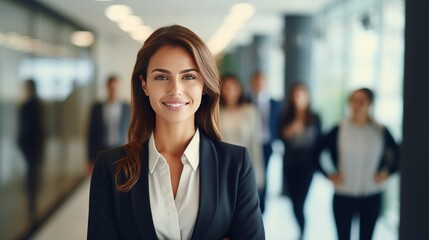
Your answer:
[218,72,399,240]
[18,69,399,239]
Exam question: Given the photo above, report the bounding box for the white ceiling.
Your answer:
[37,0,335,49]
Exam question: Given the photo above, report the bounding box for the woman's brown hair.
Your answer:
[115,25,221,192]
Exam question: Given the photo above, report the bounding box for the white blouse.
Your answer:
[219,104,264,189]
[148,129,200,240]
[336,120,385,196]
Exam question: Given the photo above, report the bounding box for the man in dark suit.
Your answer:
[250,71,282,214]
[87,75,130,173]
[18,79,44,224]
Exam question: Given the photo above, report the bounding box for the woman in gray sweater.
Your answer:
[318,88,399,240]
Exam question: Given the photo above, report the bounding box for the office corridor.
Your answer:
[32,149,398,240]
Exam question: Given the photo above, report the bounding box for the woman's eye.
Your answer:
[183,74,196,80]
[154,75,168,80]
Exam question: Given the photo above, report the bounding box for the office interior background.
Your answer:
[1,0,428,239]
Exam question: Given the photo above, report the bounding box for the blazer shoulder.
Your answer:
[91,101,103,108]
[213,140,246,154]
[95,146,127,171]
[211,140,249,166]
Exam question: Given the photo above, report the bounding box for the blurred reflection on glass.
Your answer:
[219,74,265,203]
[17,79,45,225]
[279,82,321,240]
[87,75,130,174]
[318,88,399,240]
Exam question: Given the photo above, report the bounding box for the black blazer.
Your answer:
[87,101,131,162]
[87,132,265,240]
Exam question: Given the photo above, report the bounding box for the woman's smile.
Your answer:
[162,100,190,110]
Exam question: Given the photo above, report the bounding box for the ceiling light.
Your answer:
[70,31,95,47]
[120,15,142,26]
[118,15,143,32]
[231,3,255,18]
[208,3,255,56]
[105,5,132,22]
[130,26,153,42]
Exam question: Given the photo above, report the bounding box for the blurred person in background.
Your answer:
[249,71,282,214]
[18,79,45,225]
[220,74,265,199]
[318,88,399,240]
[87,25,264,240]
[279,82,321,240]
[87,75,130,174]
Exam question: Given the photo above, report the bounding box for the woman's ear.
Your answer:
[140,75,148,96]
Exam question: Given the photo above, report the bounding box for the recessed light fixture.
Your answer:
[208,3,255,56]
[70,31,95,47]
[118,15,143,32]
[105,5,132,22]
[105,4,153,43]
[130,25,153,42]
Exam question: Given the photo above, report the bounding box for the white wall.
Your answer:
[94,33,141,103]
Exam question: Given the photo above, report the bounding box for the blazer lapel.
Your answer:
[191,133,219,240]
[130,144,158,239]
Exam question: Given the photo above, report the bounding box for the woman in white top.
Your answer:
[87,25,264,240]
[318,88,399,240]
[219,75,265,193]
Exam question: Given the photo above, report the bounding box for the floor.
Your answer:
[32,151,398,240]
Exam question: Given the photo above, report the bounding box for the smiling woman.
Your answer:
[87,25,265,240]
[141,45,204,125]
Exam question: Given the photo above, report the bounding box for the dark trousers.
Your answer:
[333,193,382,240]
[23,153,41,224]
[258,143,273,214]
[284,159,314,237]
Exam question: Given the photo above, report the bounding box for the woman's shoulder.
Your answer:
[240,103,258,115]
[213,139,246,152]
[211,139,250,165]
[95,146,127,169]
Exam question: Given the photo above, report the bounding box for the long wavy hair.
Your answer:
[115,25,221,192]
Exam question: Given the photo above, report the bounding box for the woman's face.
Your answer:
[349,90,371,117]
[221,78,242,107]
[141,45,204,126]
[293,87,309,111]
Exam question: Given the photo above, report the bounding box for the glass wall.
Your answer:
[312,0,404,231]
[0,1,95,239]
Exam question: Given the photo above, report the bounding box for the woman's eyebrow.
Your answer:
[151,68,199,74]
[179,68,199,74]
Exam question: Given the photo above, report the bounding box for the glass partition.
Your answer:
[0,1,95,239]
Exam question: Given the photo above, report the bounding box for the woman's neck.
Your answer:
[295,109,307,120]
[153,120,196,156]
[225,102,239,109]
[351,114,370,126]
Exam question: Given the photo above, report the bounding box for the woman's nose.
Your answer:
[168,78,182,96]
